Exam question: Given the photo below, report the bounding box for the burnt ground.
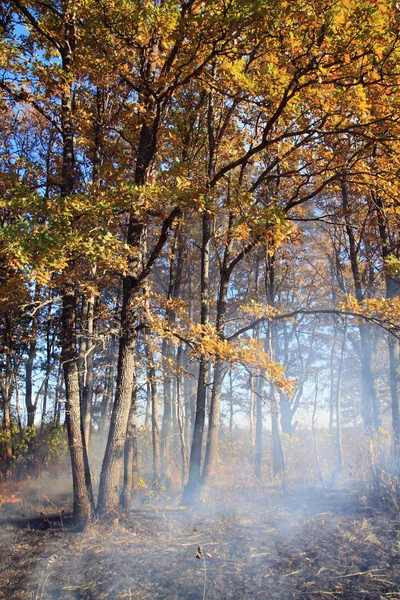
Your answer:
[0,483,400,600]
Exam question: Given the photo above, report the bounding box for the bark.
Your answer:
[120,381,138,510]
[79,292,95,449]
[176,344,188,485]
[1,319,13,471]
[58,10,94,524]
[62,287,94,524]
[40,308,54,431]
[25,314,38,428]
[97,220,145,514]
[182,212,213,503]
[145,337,161,485]
[203,209,242,483]
[202,358,227,482]
[100,340,116,434]
[53,362,62,427]
[161,226,184,483]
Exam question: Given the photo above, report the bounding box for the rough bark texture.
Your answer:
[59,12,93,525]
[62,288,93,525]
[25,315,37,428]
[120,382,138,510]
[145,338,161,486]
[182,212,212,503]
[97,220,145,514]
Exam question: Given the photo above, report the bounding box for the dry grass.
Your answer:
[1,480,400,600]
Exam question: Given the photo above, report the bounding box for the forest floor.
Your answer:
[0,479,400,600]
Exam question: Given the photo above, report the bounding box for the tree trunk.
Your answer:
[97,221,145,514]
[161,226,184,484]
[145,337,161,486]
[25,315,37,428]
[182,212,213,503]
[59,12,93,525]
[80,292,95,449]
[202,358,227,482]
[120,381,138,510]
[176,344,188,485]
[62,287,94,524]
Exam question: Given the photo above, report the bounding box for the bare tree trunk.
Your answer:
[120,381,138,510]
[145,337,161,486]
[25,314,38,428]
[53,362,63,427]
[40,308,54,432]
[202,358,227,482]
[97,220,144,513]
[182,213,212,503]
[80,291,95,449]
[62,287,94,524]
[59,12,94,525]
[161,226,184,484]
[176,345,188,486]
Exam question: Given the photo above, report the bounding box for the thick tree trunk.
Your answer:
[80,293,95,449]
[62,287,94,525]
[202,358,227,482]
[120,382,138,510]
[59,13,94,525]
[97,221,144,514]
